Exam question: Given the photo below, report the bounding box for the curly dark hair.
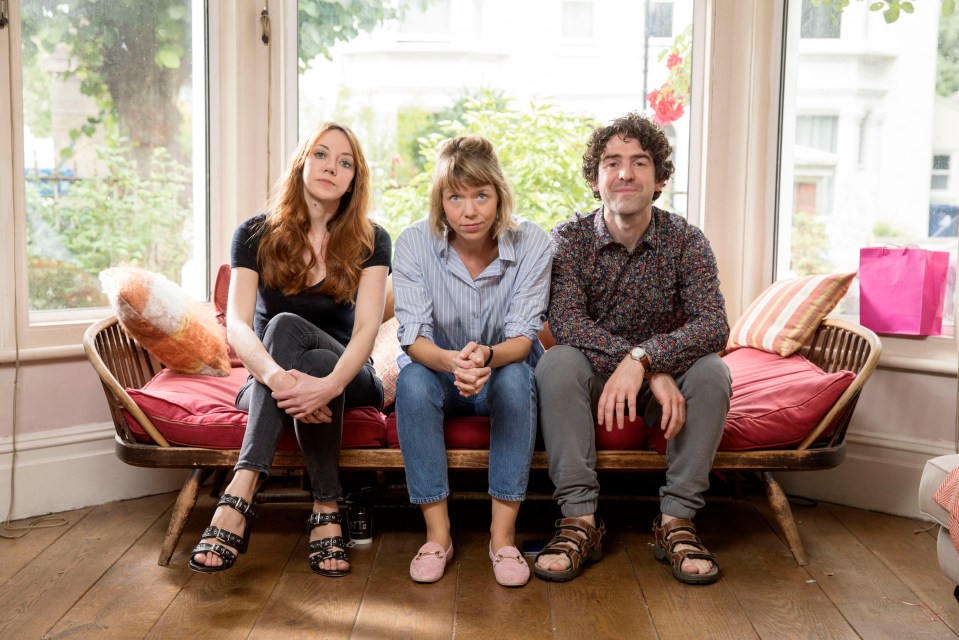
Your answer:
[582,112,675,202]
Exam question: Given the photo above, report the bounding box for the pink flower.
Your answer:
[666,53,682,70]
[651,91,685,126]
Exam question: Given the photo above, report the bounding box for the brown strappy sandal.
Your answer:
[653,514,720,585]
[532,516,605,582]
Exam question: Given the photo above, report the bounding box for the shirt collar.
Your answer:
[592,206,661,252]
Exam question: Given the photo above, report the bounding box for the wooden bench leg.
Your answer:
[158,468,210,566]
[761,471,808,566]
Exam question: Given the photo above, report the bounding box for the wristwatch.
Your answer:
[629,346,651,370]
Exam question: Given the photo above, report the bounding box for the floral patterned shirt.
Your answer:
[548,206,729,378]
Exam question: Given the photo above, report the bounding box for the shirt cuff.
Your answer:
[397,321,433,348]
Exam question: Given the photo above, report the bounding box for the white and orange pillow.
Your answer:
[726,273,855,357]
[100,266,231,377]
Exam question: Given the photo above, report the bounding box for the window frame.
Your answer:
[3,0,953,374]
[0,0,270,362]
[776,0,957,373]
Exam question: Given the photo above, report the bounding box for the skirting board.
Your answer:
[0,423,186,521]
[776,430,957,520]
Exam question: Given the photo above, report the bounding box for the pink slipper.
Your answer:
[410,541,453,583]
[489,544,530,587]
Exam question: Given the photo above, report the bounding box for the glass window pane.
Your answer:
[779,1,959,332]
[562,1,594,39]
[648,2,674,38]
[298,1,697,240]
[20,0,206,312]
[801,0,841,39]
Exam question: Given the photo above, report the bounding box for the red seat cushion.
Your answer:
[124,366,387,449]
[384,412,646,451]
[718,348,855,450]
[647,347,856,453]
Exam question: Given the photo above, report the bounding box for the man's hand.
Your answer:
[648,373,685,440]
[597,357,645,431]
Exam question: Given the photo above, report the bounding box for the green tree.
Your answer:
[21,1,193,168]
[404,89,511,174]
[790,209,831,275]
[19,0,416,308]
[938,6,959,96]
[299,1,418,70]
[379,96,600,239]
[20,0,415,167]
[813,0,955,24]
[26,135,192,309]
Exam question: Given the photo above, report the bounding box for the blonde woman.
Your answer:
[392,135,551,587]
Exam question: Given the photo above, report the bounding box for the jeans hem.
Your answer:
[489,490,525,503]
[235,463,270,477]
[409,491,450,505]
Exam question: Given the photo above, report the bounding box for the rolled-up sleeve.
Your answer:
[502,222,552,341]
[392,225,435,348]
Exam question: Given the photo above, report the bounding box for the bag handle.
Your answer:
[877,243,920,256]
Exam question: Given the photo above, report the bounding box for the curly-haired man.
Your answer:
[533,112,732,585]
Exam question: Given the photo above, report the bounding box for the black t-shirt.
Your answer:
[231,213,392,346]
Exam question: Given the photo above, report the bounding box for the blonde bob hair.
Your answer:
[256,122,374,303]
[428,135,517,238]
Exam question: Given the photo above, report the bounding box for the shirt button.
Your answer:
[473,312,479,318]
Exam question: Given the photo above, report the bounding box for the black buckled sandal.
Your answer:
[306,511,351,577]
[188,494,258,573]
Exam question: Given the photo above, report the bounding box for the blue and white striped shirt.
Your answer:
[393,217,553,369]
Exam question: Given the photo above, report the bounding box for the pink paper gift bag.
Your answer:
[859,246,950,335]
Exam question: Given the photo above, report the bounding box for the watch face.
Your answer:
[631,347,645,360]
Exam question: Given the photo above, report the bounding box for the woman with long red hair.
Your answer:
[189,123,391,577]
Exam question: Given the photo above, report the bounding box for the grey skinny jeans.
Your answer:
[535,345,731,520]
[235,312,383,502]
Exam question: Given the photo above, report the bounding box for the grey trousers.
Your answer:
[535,346,731,520]
[235,313,383,502]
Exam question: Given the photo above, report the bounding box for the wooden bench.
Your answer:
[84,314,880,567]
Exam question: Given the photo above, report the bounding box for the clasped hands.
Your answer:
[270,369,337,424]
[450,341,491,398]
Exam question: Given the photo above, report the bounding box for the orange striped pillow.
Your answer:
[100,267,231,376]
[726,273,856,357]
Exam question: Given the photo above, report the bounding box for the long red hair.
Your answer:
[256,123,374,303]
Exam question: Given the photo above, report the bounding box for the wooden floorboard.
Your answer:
[710,499,859,640]
[1,488,957,639]
[827,503,959,635]
[0,494,172,640]
[44,496,180,640]
[0,506,91,587]
[756,496,957,639]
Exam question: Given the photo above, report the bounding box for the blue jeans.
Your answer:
[235,313,383,502]
[395,362,537,504]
